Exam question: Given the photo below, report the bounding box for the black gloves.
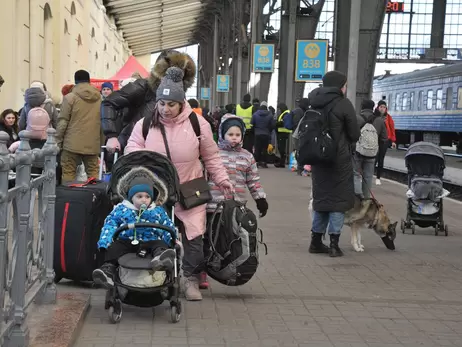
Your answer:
[256,198,269,218]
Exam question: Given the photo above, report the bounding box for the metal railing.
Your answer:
[0,129,59,347]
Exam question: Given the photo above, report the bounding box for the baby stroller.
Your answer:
[401,142,449,236]
[104,151,183,324]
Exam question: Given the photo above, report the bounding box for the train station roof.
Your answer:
[104,0,214,55]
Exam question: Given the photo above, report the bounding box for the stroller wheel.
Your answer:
[170,305,181,323]
[411,223,415,235]
[445,225,449,237]
[401,219,406,233]
[434,225,439,236]
[108,299,122,324]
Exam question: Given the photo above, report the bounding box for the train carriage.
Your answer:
[372,63,462,153]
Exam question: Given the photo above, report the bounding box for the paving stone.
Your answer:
[56,170,462,347]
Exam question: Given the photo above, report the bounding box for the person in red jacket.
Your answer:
[375,100,396,185]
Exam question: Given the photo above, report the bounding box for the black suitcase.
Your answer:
[53,179,113,283]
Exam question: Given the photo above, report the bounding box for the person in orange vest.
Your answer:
[188,98,203,117]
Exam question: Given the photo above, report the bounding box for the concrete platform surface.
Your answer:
[58,168,462,347]
[27,292,90,347]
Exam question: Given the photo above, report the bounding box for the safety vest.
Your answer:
[236,105,253,129]
[277,110,292,133]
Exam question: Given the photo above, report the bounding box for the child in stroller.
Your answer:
[401,141,449,236]
[92,166,177,288]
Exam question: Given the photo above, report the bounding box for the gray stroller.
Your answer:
[401,142,449,236]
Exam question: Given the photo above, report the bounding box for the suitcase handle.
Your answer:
[99,146,119,180]
[112,222,178,246]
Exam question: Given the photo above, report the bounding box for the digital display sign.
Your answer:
[386,1,404,13]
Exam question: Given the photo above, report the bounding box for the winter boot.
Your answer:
[184,275,202,301]
[309,232,329,254]
[329,234,344,257]
[151,249,175,272]
[92,263,116,288]
[199,271,209,289]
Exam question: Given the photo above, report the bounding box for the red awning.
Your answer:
[110,56,150,80]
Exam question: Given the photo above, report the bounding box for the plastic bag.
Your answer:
[289,152,298,171]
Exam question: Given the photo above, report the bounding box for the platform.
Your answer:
[62,168,462,347]
[385,149,462,186]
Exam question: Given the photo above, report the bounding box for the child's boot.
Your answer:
[199,271,209,289]
[92,263,116,288]
[151,248,175,272]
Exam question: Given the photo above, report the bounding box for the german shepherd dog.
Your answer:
[309,195,397,252]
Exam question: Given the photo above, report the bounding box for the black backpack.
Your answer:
[296,98,341,166]
[205,200,267,286]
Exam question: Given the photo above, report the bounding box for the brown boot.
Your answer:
[184,276,202,301]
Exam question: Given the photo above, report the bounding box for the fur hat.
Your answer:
[149,50,196,93]
[117,167,168,206]
[377,100,387,108]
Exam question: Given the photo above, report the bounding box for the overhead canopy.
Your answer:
[111,55,150,80]
[104,0,215,56]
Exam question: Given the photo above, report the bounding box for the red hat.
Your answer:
[61,84,74,96]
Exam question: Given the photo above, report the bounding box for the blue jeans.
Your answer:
[312,211,345,235]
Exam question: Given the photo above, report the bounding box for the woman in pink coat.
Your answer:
[125,66,233,301]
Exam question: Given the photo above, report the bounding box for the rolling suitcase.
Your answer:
[53,149,117,283]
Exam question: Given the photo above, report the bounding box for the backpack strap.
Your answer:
[142,114,151,140]
[189,112,201,138]
[142,111,201,141]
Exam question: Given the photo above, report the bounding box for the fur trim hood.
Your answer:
[117,167,169,206]
[148,50,196,93]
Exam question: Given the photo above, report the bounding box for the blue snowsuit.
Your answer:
[97,200,176,249]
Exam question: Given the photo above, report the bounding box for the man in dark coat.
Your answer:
[309,71,360,257]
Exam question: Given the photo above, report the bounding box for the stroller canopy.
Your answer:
[405,142,445,163]
[108,151,180,207]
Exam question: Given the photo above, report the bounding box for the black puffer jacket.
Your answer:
[309,87,360,212]
[101,79,157,144]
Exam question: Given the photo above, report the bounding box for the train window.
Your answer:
[427,90,433,110]
[436,89,443,110]
[446,87,453,110]
[410,92,415,110]
[388,94,393,108]
[417,91,423,110]
[402,93,408,111]
[395,93,400,111]
[458,87,462,109]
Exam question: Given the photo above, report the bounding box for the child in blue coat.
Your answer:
[92,167,177,288]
